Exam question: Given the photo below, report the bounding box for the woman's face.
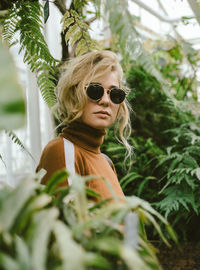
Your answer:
[81,71,120,129]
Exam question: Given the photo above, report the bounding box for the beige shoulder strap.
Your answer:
[63,138,75,186]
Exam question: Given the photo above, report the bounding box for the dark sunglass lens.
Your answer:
[86,84,104,100]
[110,88,125,104]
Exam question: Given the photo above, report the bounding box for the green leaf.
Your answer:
[70,174,88,222]
[27,208,59,270]
[194,167,200,180]
[120,246,149,270]
[53,220,85,270]
[92,237,121,255]
[44,169,69,194]
[0,252,19,270]
[88,198,111,212]
[120,172,142,190]
[85,252,112,269]
[64,24,79,44]
[85,187,101,198]
[12,193,52,233]
[44,0,49,23]
[0,178,38,232]
[15,236,31,269]
[62,17,75,31]
[0,41,25,130]
[5,130,34,161]
[137,177,156,198]
[70,31,82,48]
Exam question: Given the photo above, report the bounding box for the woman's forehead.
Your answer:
[91,72,120,87]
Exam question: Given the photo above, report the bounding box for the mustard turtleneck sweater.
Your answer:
[36,121,124,199]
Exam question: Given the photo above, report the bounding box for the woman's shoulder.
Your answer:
[42,136,64,156]
[36,136,66,183]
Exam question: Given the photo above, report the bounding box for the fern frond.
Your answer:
[182,153,199,168]
[156,152,182,168]
[2,7,18,45]
[0,154,6,168]
[184,132,200,145]
[157,185,198,218]
[61,9,99,56]
[5,130,34,161]
[171,167,194,175]
[192,168,200,180]
[166,155,183,177]
[2,1,58,107]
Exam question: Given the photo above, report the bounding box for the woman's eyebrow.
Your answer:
[108,84,119,89]
[91,82,102,85]
[91,82,119,89]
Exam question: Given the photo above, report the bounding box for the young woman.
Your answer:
[37,50,132,200]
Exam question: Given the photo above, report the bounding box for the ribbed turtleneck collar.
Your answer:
[60,121,106,153]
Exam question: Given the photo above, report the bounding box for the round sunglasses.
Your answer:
[86,83,126,104]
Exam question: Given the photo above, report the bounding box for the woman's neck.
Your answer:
[60,121,106,153]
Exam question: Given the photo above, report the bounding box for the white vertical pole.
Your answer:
[40,96,54,148]
[26,68,42,172]
[41,3,62,146]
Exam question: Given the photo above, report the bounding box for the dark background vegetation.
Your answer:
[103,43,200,243]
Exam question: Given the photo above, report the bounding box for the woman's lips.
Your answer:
[94,110,110,115]
[94,111,110,118]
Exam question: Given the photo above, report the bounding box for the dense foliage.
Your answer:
[103,42,200,242]
[0,171,177,270]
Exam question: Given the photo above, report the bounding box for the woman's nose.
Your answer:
[98,90,110,105]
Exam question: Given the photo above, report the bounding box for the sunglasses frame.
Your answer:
[86,83,126,104]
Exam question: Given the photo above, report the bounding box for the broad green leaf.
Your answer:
[15,236,31,269]
[0,41,25,130]
[0,253,19,270]
[53,220,85,270]
[70,174,88,222]
[120,246,149,270]
[44,169,69,194]
[27,208,59,270]
[0,178,38,231]
[85,252,112,269]
[13,193,52,232]
[139,209,170,247]
[91,237,121,255]
[85,187,101,198]
[138,238,162,269]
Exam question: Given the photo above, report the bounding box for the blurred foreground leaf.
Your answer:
[0,41,25,130]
